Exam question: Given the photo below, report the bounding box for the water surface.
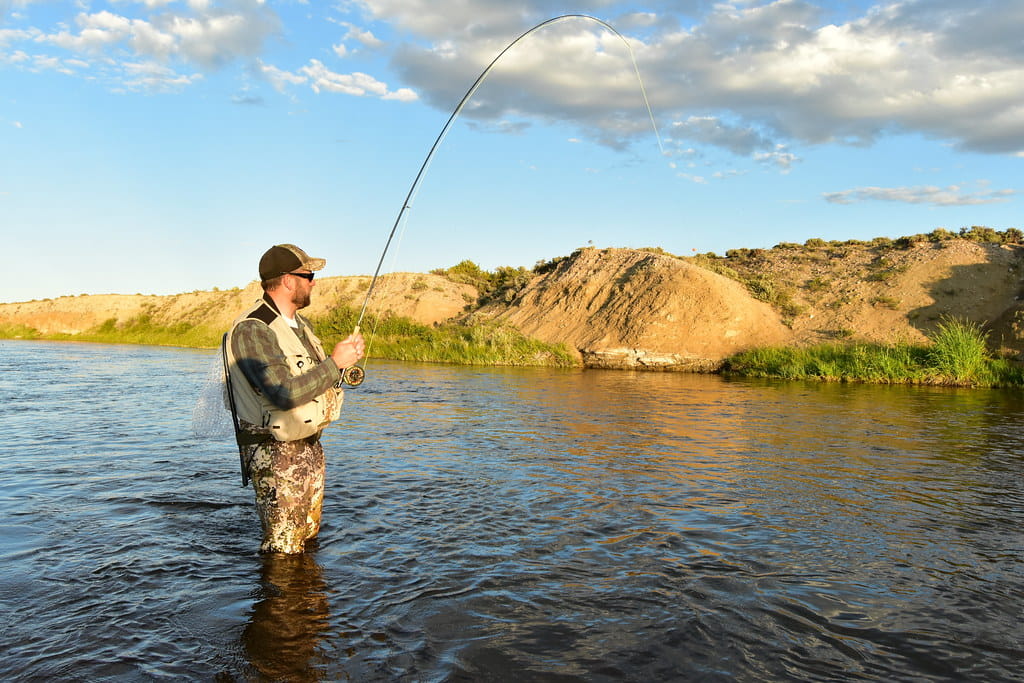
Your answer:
[0,341,1021,681]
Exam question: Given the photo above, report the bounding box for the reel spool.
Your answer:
[340,364,365,387]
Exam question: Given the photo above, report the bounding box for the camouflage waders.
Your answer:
[249,435,325,554]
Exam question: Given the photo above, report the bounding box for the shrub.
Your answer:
[929,228,955,242]
[533,253,571,275]
[433,260,489,288]
[959,226,1001,243]
[895,234,928,249]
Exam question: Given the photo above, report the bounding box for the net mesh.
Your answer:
[191,355,234,439]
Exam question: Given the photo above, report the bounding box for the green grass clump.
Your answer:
[314,304,577,368]
[0,323,42,339]
[726,342,930,383]
[928,316,990,384]
[725,318,1024,387]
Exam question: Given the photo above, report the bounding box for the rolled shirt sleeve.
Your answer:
[231,319,341,411]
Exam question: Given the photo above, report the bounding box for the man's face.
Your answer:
[288,271,314,309]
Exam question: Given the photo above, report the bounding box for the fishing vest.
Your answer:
[224,297,343,442]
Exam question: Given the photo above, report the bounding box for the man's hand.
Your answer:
[331,331,366,369]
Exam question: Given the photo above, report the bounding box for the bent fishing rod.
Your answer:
[338,14,663,388]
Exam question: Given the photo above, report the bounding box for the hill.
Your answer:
[3,234,1023,371]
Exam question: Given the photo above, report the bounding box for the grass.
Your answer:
[1,316,222,348]
[314,304,578,368]
[1,304,576,368]
[0,323,43,339]
[725,318,1024,387]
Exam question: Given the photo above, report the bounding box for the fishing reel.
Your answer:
[340,364,365,387]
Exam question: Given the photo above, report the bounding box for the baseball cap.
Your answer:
[259,244,327,281]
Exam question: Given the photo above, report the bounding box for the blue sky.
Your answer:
[1,0,1021,303]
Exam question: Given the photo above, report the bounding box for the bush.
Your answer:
[432,260,489,288]
[929,228,955,242]
[959,226,1001,243]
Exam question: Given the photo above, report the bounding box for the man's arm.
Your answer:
[231,319,340,410]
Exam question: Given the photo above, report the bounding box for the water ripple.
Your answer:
[0,344,1022,680]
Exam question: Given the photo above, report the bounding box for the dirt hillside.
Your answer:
[0,272,476,335]
[476,248,793,370]
[4,237,1023,371]
[716,239,1024,352]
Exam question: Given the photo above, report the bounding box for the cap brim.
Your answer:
[304,257,326,272]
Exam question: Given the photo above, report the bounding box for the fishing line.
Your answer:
[341,14,665,387]
[361,221,410,361]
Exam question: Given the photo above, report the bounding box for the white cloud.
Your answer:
[383,86,417,102]
[14,1,282,90]
[823,184,1017,207]
[4,0,1023,161]
[2,49,29,64]
[330,21,384,59]
[257,58,307,92]
[351,0,1024,160]
[754,145,798,172]
[342,22,383,49]
[298,58,418,101]
[111,0,176,7]
[121,60,203,92]
[0,26,39,46]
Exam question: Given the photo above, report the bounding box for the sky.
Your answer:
[1,0,1022,303]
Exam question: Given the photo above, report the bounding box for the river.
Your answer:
[0,340,1021,681]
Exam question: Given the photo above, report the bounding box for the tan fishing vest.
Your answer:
[224,298,343,441]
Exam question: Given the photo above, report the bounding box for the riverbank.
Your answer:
[724,317,1024,388]
[3,229,1024,383]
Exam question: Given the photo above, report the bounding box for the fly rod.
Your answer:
[339,14,663,388]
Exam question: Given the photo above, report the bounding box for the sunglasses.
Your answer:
[287,271,315,281]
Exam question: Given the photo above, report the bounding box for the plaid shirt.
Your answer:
[231,314,341,411]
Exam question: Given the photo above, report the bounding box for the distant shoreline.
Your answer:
[4,231,1024,384]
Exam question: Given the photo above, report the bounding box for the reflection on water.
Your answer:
[243,553,332,681]
[0,341,1022,681]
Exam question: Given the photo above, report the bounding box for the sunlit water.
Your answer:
[1,340,1022,681]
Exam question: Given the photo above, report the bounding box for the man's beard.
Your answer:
[292,288,311,309]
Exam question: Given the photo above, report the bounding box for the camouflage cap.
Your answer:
[259,244,327,280]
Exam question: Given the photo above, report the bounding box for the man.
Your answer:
[224,243,365,554]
